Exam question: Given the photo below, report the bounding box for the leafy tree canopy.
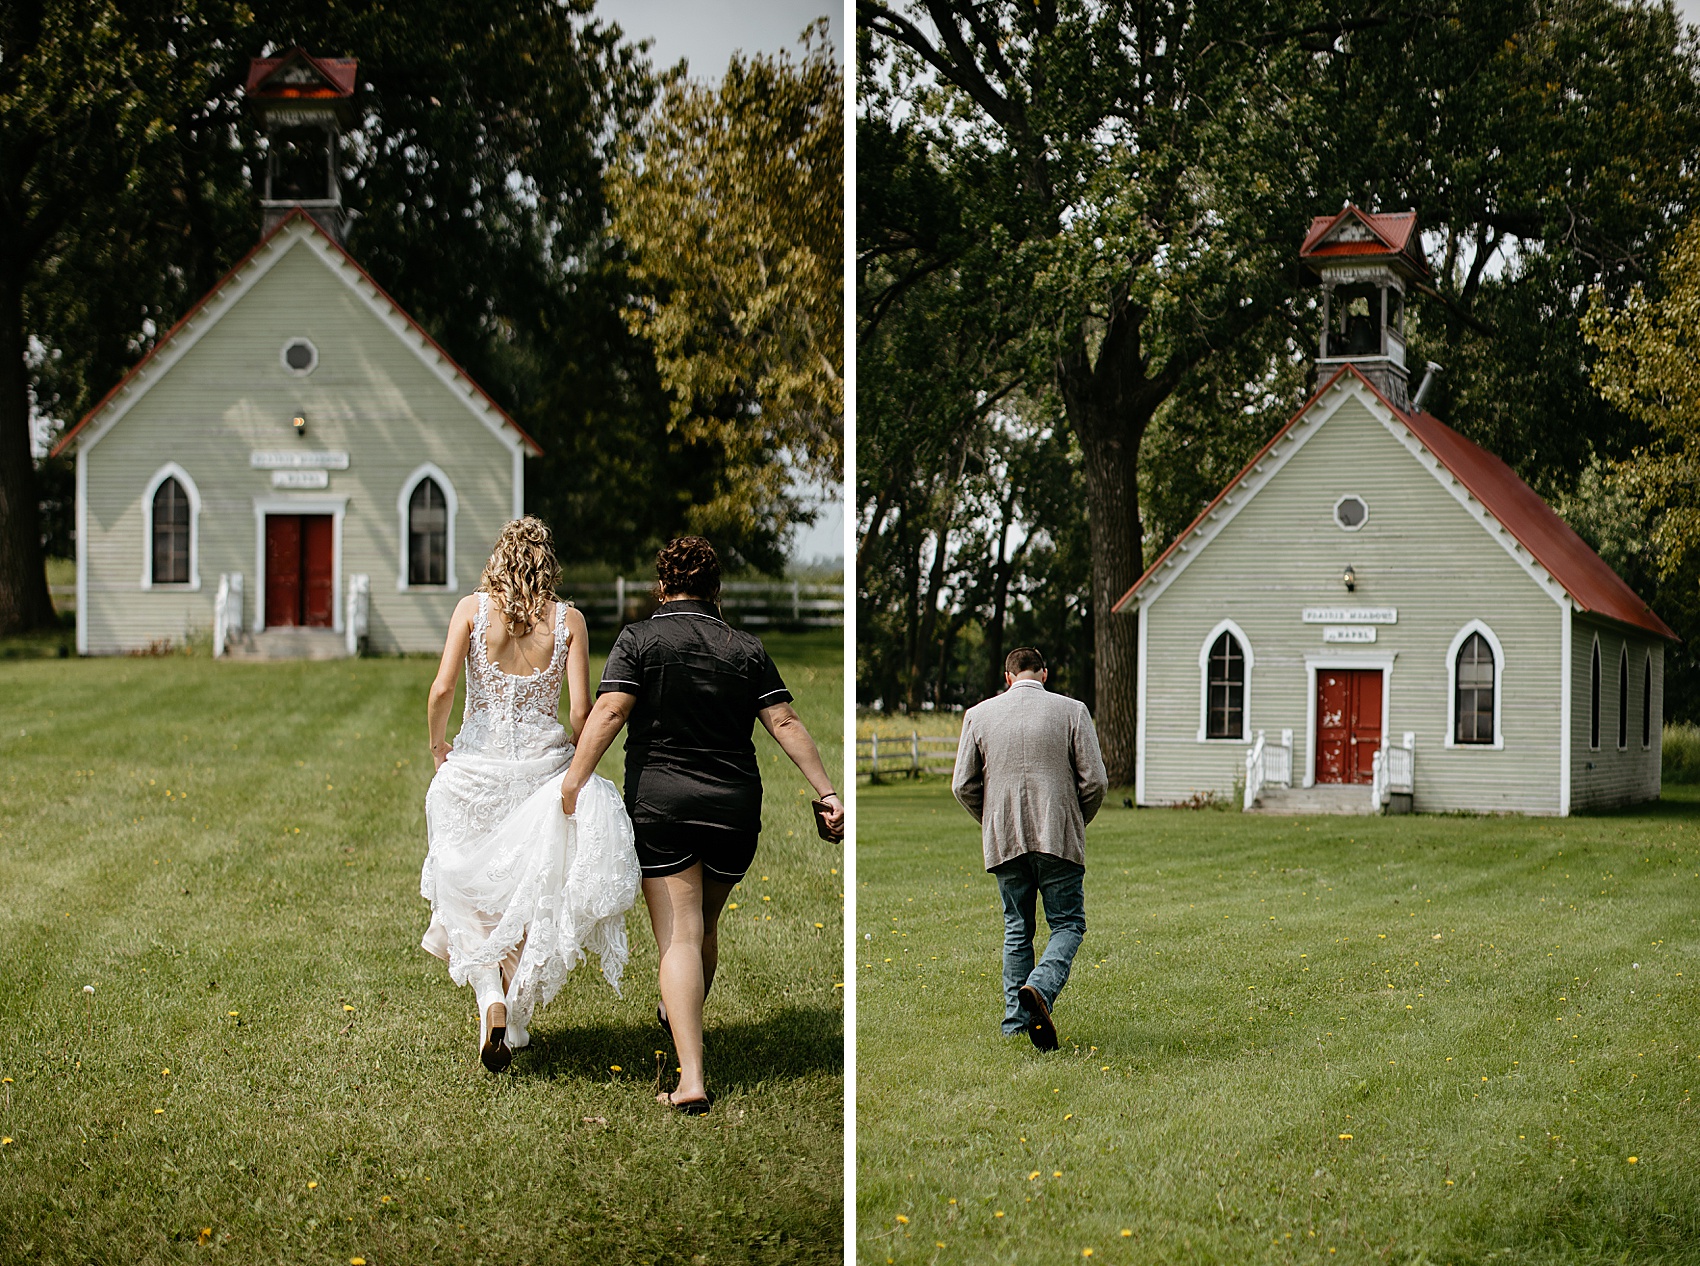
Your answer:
[609,26,843,571]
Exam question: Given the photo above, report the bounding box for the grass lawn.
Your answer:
[858,781,1700,1265]
[0,630,843,1265]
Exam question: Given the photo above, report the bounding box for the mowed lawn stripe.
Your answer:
[858,781,1700,1265]
[0,631,842,1265]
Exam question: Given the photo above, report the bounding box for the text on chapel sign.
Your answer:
[1301,606,1397,624]
[250,450,350,470]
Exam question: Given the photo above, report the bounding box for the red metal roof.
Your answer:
[246,49,358,99]
[1112,365,1675,640]
[1300,205,1427,275]
[51,208,542,458]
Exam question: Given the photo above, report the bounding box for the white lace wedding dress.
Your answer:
[420,593,640,1037]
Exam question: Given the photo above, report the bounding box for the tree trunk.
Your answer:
[1057,324,1153,786]
[0,257,57,634]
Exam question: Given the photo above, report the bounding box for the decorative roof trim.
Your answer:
[51,208,540,459]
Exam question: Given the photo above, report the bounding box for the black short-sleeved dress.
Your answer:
[596,598,792,881]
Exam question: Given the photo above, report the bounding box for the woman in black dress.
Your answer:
[558,537,843,1113]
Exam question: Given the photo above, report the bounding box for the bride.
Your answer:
[420,516,639,1071]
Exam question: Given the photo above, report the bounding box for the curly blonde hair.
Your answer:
[479,516,562,636]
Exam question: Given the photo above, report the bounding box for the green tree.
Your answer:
[608,28,843,573]
[1583,216,1700,580]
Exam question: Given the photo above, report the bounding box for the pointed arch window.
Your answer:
[1444,620,1504,749]
[409,479,447,586]
[397,464,458,591]
[1642,653,1653,749]
[1197,622,1253,742]
[1454,633,1495,745]
[1618,646,1630,750]
[1589,638,1601,751]
[141,463,200,590]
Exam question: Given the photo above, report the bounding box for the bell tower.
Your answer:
[1300,204,1427,410]
[246,49,359,244]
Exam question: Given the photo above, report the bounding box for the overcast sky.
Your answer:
[594,0,838,80]
[594,0,843,564]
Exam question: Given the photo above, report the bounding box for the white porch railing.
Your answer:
[214,573,243,658]
[1371,734,1415,810]
[345,573,370,656]
[1243,728,1294,810]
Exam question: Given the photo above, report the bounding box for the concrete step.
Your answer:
[1248,783,1378,815]
[225,627,348,661]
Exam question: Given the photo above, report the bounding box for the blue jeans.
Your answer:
[992,852,1086,1034]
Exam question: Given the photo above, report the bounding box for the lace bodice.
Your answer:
[456,592,572,760]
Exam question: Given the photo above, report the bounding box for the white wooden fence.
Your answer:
[572,579,841,628]
[1372,736,1416,810]
[857,731,960,782]
[1243,728,1294,810]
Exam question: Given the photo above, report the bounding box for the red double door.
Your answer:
[1315,669,1382,784]
[265,515,334,628]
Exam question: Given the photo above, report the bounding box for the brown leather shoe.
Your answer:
[481,1001,512,1072]
[1018,985,1058,1051]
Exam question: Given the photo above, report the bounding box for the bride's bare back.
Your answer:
[483,601,559,677]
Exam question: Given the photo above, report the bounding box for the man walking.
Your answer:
[952,647,1108,1051]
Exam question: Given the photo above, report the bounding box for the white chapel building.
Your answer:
[50,49,539,657]
[1114,206,1674,815]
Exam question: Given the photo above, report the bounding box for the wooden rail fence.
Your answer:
[570,580,841,629]
[856,731,960,782]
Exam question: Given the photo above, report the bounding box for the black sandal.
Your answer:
[657,1004,672,1043]
[665,1090,713,1116]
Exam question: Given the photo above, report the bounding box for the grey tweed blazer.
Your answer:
[951,679,1109,871]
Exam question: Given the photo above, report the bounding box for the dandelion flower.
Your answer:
[343,1005,355,1012]
[1121,1230,1133,1237]
[160,1069,170,1076]
[994,1211,1005,1218]
[154,1109,164,1115]
[1338,1133,1353,1140]
[1083,1250,1094,1258]
[1628,1156,1639,1164]
[308,1182,318,1189]
[1028,1171,1040,1181]
[1,1138,12,1145]
[895,1215,909,1224]
[352,1259,366,1265]
[1053,1171,1062,1177]
[197,1229,211,1246]
[610,1066,622,1073]
[228,1011,239,1017]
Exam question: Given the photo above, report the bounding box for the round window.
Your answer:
[1334,494,1369,531]
[281,338,319,375]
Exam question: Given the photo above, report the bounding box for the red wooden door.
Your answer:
[302,515,334,627]
[265,516,302,627]
[1315,669,1383,784]
[265,515,334,628]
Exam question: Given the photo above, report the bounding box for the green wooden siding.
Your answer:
[1140,387,1565,814]
[81,227,518,654]
[1569,616,1662,810]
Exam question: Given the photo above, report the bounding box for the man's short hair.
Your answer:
[1005,646,1045,677]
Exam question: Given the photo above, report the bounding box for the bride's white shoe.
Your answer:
[506,1022,530,1051]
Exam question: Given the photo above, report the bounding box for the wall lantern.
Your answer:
[292,414,307,438]
[1342,564,1357,592]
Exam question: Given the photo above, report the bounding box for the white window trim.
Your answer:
[251,494,348,634]
[1333,492,1370,532]
[140,462,201,591]
[396,463,458,592]
[1443,619,1505,750]
[1302,651,1396,788]
[1617,644,1630,751]
[280,336,319,376]
[1642,650,1654,750]
[1197,618,1255,743]
[1588,633,1601,752]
